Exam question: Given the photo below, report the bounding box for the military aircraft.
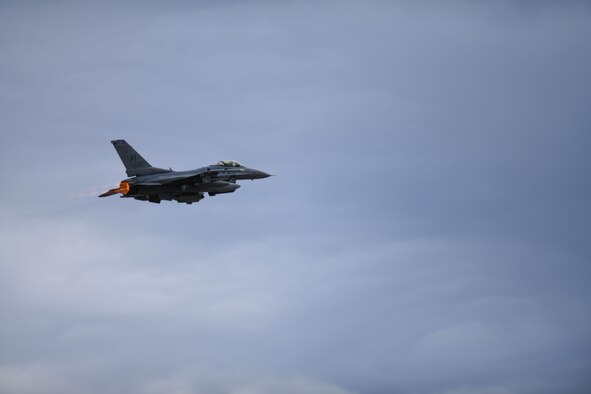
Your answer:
[99,140,270,204]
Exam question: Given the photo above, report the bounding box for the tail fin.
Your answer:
[111,140,170,176]
[112,140,151,169]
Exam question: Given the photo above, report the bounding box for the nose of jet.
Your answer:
[255,170,271,179]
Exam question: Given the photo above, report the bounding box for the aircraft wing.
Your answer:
[139,167,221,185]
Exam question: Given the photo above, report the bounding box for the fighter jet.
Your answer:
[99,140,270,204]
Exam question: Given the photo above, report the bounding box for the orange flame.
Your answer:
[99,181,131,198]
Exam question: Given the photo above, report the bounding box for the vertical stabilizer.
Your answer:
[111,140,151,170]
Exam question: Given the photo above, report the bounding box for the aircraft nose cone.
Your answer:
[257,171,271,179]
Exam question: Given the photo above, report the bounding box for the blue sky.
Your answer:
[1,2,590,393]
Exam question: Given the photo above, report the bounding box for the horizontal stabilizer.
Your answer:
[99,181,130,198]
[99,189,119,198]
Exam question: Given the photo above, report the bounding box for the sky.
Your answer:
[1,1,590,393]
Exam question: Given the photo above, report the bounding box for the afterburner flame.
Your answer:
[99,181,131,198]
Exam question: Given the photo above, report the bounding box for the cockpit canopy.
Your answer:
[214,160,245,168]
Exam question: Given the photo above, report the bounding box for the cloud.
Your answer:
[2,209,590,393]
[1,1,591,394]
[140,372,354,394]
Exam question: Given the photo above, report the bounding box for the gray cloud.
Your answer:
[1,1,590,393]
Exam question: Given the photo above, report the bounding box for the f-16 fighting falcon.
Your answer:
[99,140,270,204]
